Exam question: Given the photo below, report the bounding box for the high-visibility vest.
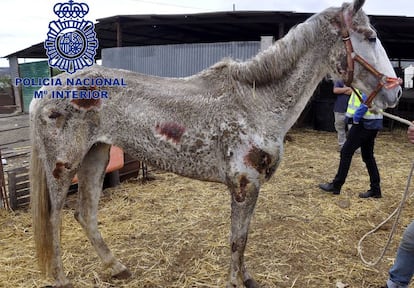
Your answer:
[345,90,383,120]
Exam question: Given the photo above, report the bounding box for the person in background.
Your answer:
[319,89,383,198]
[384,125,414,288]
[333,80,352,151]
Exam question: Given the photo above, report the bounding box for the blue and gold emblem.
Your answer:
[44,0,98,74]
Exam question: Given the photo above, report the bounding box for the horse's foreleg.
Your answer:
[75,144,131,279]
[227,176,260,288]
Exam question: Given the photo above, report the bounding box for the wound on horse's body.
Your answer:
[155,122,186,144]
[235,175,249,202]
[244,146,272,174]
[52,161,71,179]
[70,86,102,111]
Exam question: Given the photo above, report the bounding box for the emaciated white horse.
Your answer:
[30,0,401,287]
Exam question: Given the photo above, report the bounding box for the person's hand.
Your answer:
[360,92,367,103]
[353,103,368,124]
[407,124,414,144]
[345,87,353,95]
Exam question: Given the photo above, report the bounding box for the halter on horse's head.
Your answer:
[335,0,402,108]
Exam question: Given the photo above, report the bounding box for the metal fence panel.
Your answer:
[102,41,260,77]
[18,61,50,112]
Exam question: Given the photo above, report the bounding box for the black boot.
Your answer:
[319,182,340,195]
[359,189,382,198]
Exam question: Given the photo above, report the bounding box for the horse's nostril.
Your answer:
[397,88,403,99]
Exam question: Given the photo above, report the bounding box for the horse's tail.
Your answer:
[30,140,53,276]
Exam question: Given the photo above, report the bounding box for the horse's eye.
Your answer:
[368,37,377,43]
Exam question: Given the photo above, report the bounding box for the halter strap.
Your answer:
[339,11,402,107]
[340,12,354,87]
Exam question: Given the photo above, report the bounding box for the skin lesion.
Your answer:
[226,174,252,203]
[52,161,72,179]
[243,146,272,174]
[155,122,186,144]
[234,175,249,202]
[70,86,102,111]
[243,145,280,181]
[70,98,102,111]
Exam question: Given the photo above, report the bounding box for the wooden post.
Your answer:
[278,22,285,39]
[116,20,123,47]
[8,56,23,113]
[0,150,10,210]
[7,171,17,210]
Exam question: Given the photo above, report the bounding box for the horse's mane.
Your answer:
[202,7,341,85]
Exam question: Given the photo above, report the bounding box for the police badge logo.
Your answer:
[44,0,98,74]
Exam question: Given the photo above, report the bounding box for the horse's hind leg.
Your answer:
[31,138,76,288]
[74,143,131,279]
[39,162,77,287]
[49,181,76,288]
[227,176,260,288]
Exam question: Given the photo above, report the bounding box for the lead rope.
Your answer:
[358,111,414,266]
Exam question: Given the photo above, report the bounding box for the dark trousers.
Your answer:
[332,124,380,192]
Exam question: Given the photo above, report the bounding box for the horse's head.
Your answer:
[331,0,402,109]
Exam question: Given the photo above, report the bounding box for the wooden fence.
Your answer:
[3,155,145,210]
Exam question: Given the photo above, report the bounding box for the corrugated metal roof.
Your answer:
[5,11,414,60]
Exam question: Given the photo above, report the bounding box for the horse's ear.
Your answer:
[342,0,365,28]
[351,0,365,14]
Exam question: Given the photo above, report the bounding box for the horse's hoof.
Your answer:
[244,278,260,288]
[112,268,132,280]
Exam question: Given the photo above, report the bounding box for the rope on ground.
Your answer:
[357,111,414,266]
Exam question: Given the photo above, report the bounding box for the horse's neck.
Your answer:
[273,47,331,133]
[229,17,337,133]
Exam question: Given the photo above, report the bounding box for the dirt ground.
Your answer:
[1,127,414,287]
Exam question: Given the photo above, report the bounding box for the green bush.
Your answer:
[0,76,11,90]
